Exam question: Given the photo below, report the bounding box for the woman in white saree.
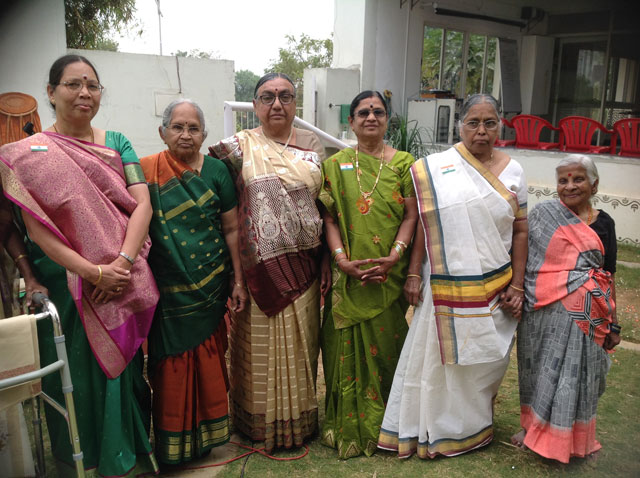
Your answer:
[378,94,528,458]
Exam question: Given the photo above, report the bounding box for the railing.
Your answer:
[223,101,349,150]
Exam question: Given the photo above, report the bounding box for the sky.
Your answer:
[115,0,335,74]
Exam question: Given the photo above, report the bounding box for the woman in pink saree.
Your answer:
[0,54,159,477]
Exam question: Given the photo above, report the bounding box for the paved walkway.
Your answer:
[619,260,640,269]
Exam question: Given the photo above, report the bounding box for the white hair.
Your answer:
[556,154,599,185]
[161,98,208,139]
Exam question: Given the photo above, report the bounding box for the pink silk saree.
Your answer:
[0,132,158,379]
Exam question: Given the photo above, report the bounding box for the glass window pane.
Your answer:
[556,39,607,120]
[442,30,464,96]
[421,26,443,91]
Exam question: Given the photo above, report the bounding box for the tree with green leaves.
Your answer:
[421,28,496,97]
[64,0,141,50]
[266,34,333,105]
[173,49,221,60]
[235,70,260,102]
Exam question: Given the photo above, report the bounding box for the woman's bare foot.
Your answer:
[510,429,527,449]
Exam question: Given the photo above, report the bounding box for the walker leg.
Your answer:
[30,397,46,477]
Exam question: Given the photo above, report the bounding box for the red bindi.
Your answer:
[567,173,572,177]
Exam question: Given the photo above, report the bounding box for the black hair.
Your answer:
[253,72,296,97]
[48,54,100,110]
[349,90,388,118]
[48,54,100,87]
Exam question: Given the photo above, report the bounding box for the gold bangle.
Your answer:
[332,247,345,259]
[392,243,404,258]
[14,254,28,262]
[509,284,524,292]
[234,282,246,288]
[95,265,103,285]
[394,240,408,250]
[407,274,422,280]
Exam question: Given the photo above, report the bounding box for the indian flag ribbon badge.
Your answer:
[340,163,354,171]
[441,164,455,174]
[30,145,48,152]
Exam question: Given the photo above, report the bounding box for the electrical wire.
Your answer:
[135,441,310,477]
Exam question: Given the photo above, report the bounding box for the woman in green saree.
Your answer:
[320,91,418,458]
[141,99,247,465]
[0,54,159,477]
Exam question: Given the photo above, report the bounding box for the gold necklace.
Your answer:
[53,123,94,143]
[586,207,593,225]
[355,144,385,199]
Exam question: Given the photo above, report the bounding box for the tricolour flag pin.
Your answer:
[30,145,48,152]
[441,164,455,174]
[340,163,354,170]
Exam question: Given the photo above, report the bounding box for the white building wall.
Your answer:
[0,1,233,157]
[333,0,367,69]
[0,0,67,130]
[70,50,234,157]
[334,0,525,115]
[303,68,360,138]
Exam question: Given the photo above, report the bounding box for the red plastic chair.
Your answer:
[494,117,515,147]
[511,114,560,150]
[558,116,614,154]
[611,118,640,157]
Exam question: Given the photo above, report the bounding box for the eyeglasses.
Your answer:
[354,108,387,119]
[59,79,104,95]
[167,124,203,136]
[462,120,499,130]
[256,93,295,105]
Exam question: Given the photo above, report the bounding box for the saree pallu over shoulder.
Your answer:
[525,200,614,346]
[411,143,518,365]
[0,132,159,378]
[141,150,232,359]
[210,130,322,316]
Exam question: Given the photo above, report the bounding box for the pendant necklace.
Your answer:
[355,144,385,214]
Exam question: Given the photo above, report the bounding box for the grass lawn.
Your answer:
[23,242,640,477]
[617,243,640,263]
[214,347,640,478]
[616,243,640,343]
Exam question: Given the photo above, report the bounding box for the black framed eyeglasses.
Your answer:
[462,120,499,130]
[256,93,295,105]
[59,79,104,95]
[355,108,387,119]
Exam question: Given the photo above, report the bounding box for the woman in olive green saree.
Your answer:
[319,91,418,458]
